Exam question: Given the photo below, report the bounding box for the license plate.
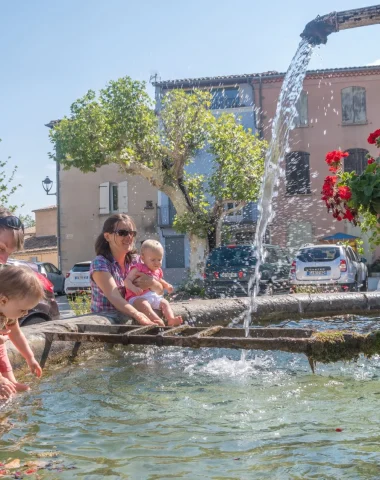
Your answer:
[306,270,328,276]
[74,275,88,280]
[220,272,238,278]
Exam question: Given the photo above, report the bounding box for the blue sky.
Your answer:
[0,0,379,216]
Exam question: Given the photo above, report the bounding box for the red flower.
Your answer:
[338,185,352,200]
[343,208,355,222]
[325,150,349,165]
[367,129,380,145]
[367,157,375,165]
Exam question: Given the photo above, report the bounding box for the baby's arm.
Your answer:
[160,278,174,294]
[7,322,42,378]
[124,268,144,295]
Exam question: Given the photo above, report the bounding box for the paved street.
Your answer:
[56,295,75,319]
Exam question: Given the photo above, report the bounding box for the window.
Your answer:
[211,87,240,109]
[341,87,367,125]
[224,202,243,223]
[111,184,118,212]
[294,90,308,128]
[165,236,185,268]
[43,263,53,273]
[344,148,369,175]
[99,181,128,215]
[285,151,311,195]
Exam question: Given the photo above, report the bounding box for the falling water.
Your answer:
[244,39,314,332]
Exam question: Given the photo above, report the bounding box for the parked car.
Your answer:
[65,261,91,298]
[289,244,368,292]
[5,259,60,326]
[203,244,291,298]
[35,262,65,295]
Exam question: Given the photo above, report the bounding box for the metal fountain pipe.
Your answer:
[301,4,380,45]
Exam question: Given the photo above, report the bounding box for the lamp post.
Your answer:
[42,176,55,195]
[43,120,62,270]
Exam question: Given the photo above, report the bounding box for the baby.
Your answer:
[124,240,183,327]
[0,266,44,400]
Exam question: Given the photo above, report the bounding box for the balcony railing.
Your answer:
[223,202,259,224]
[157,204,176,227]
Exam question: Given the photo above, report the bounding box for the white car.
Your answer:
[64,261,91,297]
[290,244,368,292]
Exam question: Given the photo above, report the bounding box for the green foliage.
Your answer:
[19,214,35,228]
[67,291,91,316]
[0,139,21,211]
[208,114,267,202]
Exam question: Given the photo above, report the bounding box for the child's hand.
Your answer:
[0,376,16,399]
[131,286,143,295]
[166,284,174,294]
[27,358,42,378]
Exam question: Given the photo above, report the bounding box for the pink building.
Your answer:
[255,65,380,260]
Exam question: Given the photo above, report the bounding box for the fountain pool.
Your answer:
[1,317,380,479]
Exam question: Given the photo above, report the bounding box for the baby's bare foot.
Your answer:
[167,316,183,327]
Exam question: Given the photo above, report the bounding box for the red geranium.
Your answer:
[325,150,349,165]
[343,208,355,222]
[367,129,380,145]
[338,185,352,200]
[367,157,375,165]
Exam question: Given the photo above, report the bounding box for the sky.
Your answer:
[0,0,379,216]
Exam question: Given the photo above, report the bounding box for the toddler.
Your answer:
[0,266,44,400]
[124,240,183,327]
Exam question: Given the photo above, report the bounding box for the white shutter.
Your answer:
[99,182,110,214]
[118,181,128,213]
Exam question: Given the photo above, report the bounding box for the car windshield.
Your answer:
[72,263,91,272]
[208,247,256,267]
[297,247,340,263]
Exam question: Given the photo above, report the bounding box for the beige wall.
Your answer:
[34,209,57,236]
[12,249,58,266]
[256,71,380,262]
[60,164,159,273]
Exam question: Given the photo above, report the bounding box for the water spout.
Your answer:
[301,4,380,45]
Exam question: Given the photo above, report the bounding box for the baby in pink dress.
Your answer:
[124,240,183,326]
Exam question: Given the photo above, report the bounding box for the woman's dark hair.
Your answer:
[95,214,137,262]
[0,207,24,251]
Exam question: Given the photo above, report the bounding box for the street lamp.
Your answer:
[42,176,56,196]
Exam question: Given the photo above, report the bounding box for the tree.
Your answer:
[19,214,35,228]
[49,77,267,274]
[0,139,21,212]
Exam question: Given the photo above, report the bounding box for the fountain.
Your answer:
[1,5,380,478]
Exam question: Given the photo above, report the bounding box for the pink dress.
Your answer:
[125,262,163,301]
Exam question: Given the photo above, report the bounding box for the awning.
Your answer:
[320,232,359,241]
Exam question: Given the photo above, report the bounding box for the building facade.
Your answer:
[13,205,58,265]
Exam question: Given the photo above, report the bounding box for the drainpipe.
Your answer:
[258,75,264,139]
[301,5,380,45]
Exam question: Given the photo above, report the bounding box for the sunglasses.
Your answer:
[114,229,137,238]
[0,216,24,233]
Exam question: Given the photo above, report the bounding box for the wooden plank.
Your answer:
[194,326,223,338]
[160,325,191,337]
[123,325,159,336]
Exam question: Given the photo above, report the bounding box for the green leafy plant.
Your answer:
[67,291,91,316]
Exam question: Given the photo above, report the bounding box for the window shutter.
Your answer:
[286,153,299,195]
[352,87,367,124]
[118,181,128,213]
[294,91,308,127]
[341,87,366,125]
[299,152,311,194]
[99,182,110,214]
[344,148,369,175]
[286,152,310,195]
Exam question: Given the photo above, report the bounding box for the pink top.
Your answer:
[125,261,163,301]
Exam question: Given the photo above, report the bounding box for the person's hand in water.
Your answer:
[0,375,17,400]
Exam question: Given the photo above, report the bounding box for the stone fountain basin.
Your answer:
[7,292,380,373]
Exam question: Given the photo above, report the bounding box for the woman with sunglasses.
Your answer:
[0,206,30,399]
[90,214,165,326]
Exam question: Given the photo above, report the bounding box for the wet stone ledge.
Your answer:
[7,292,380,372]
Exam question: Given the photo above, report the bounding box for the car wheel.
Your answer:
[21,316,49,327]
[360,277,368,292]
